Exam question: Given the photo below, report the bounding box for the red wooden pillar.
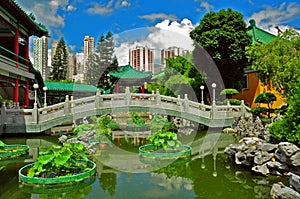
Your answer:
[116,82,120,93]
[24,37,29,107]
[141,83,145,93]
[14,28,19,104]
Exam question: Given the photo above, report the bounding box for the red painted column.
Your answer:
[116,82,120,93]
[141,83,145,93]
[24,37,29,107]
[14,28,19,104]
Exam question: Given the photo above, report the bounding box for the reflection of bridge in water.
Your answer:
[94,133,236,176]
[0,89,251,134]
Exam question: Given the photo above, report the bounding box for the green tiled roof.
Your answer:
[109,65,153,79]
[247,19,276,44]
[44,82,98,92]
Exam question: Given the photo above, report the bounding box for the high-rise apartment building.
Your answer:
[33,36,48,80]
[161,46,189,68]
[83,36,94,72]
[129,45,154,73]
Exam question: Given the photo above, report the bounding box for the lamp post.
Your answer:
[212,83,216,105]
[33,83,39,108]
[200,85,204,105]
[43,86,48,107]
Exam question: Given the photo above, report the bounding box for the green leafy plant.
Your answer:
[150,115,176,134]
[254,92,277,118]
[148,130,182,151]
[27,142,91,178]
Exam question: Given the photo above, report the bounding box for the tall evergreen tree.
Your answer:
[85,32,116,91]
[190,9,251,90]
[50,38,68,81]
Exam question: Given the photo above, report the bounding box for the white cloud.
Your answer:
[87,0,131,15]
[195,0,214,12]
[247,2,300,34]
[139,13,178,22]
[114,18,195,66]
[15,0,77,28]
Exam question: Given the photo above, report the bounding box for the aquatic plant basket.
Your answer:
[139,144,192,160]
[20,176,96,194]
[18,159,96,185]
[0,144,29,160]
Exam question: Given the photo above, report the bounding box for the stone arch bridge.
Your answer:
[0,89,251,134]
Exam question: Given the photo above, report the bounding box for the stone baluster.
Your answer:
[70,96,74,113]
[240,100,246,118]
[95,89,100,109]
[183,94,189,112]
[32,101,38,124]
[156,89,161,105]
[1,102,6,124]
[125,87,131,105]
[64,95,70,115]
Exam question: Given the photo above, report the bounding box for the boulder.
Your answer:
[235,151,255,167]
[254,151,274,165]
[270,183,300,199]
[290,151,300,167]
[289,172,300,193]
[252,163,270,176]
[257,143,277,152]
[266,161,289,175]
[275,142,299,164]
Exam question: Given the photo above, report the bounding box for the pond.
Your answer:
[0,131,287,199]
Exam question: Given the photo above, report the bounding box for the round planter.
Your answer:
[0,144,29,160]
[20,176,96,194]
[19,159,96,185]
[139,144,192,161]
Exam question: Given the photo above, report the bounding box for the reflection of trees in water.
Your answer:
[99,172,117,197]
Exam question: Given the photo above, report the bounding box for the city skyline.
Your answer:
[17,0,300,65]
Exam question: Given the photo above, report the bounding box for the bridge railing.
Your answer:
[0,90,252,131]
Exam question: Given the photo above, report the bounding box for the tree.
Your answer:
[85,32,117,91]
[269,81,300,144]
[156,54,206,101]
[246,29,300,98]
[254,92,277,118]
[190,8,252,90]
[50,38,68,81]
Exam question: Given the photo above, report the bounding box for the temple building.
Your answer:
[0,0,48,107]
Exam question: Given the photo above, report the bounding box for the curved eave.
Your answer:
[3,0,48,37]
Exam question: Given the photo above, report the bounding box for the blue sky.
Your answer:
[15,0,300,65]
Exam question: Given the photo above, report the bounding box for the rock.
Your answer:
[290,151,300,167]
[235,151,254,167]
[270,183,300,199]
[257,143,277,152]
[254,151,274,165]
[266,161,289,175]
[275,142,299,163]
[289,172,300,193]
[252,163,270,176]
[222,127,237,134]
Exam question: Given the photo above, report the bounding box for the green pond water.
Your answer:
[0,132,288,199]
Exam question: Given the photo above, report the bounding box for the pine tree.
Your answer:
[85,32,117,91]
[50,38,68,81]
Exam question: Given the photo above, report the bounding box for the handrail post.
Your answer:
[32,103,38,124]
[95,89,100,109]
[70,96,74,113]
[125,87,130,105]
[183,94,189,112]
[1,102,6,124]
[156,89,161,105]
[240,100,245,118]
[64,95,69,115]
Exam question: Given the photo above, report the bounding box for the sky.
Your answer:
[14,0,300,65]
